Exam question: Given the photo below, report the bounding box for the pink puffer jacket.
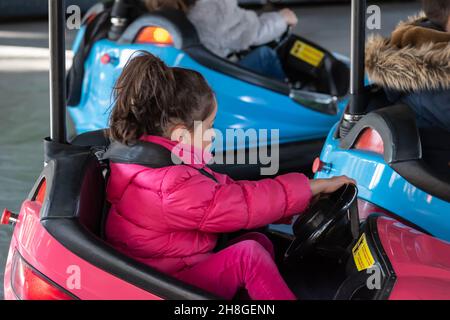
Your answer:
[105,135,312,275]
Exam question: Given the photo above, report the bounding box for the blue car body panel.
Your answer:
[315,124,450,242]
[68,40,348,151]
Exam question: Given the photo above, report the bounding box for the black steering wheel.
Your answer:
[273,26,292,51]
[284,184,359,261]
[235,26,292,60]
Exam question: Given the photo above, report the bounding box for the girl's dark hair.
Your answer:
[422,0,450,29]
[110,51,215,144]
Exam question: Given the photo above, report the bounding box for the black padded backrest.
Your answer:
[39,150,106,237]
[341,104,422,164]
[71,129,110,148]
[40,145,215,299]
[77,158,106,236]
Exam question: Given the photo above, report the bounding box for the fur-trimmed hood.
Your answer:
[366,12,450,92]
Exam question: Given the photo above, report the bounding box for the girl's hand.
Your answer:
[309,176,356,197]
[279,8,298,27]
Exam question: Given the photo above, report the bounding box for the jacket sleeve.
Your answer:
[161,166,312,233]
[230,2,288,50]
[250,11,289,46]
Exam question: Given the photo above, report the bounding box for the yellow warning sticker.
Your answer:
[289,40,325,67]
[352,234,375,271]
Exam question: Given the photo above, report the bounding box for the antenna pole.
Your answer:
[48,0,67,143]
[348,0,367,115]
[341,0,367,137]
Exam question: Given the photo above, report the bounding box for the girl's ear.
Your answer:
[170,125,192,144]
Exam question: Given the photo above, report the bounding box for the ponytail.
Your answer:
[110,51,215,145]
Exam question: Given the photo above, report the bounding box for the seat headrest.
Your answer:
[340,104,422,163]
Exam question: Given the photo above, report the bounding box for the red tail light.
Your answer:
[35,179,46,204]
[354,128,384,155]
[11,253,76,300]
[135,27,174,45]
[1,208,18,225]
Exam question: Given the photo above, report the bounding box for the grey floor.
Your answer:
[0,1,421,299]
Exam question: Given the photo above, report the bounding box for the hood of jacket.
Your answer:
[365,12,450,92]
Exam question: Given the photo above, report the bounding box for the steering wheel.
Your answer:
[273,26,292,51]
[284,184,359,261]
[233,26,292,61]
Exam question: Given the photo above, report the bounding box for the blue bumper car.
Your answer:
[67,1,350,178]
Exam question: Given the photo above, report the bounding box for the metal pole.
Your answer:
[48,0,67,143]
[108,0,130,40]
[348,0,366,115]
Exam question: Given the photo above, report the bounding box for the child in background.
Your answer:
[145,0,298,81]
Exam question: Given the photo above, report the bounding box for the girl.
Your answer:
[145,0,298,80]
[106,52,355,300]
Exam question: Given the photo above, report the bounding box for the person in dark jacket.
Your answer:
[365,0,450,133]
[365,0,450,179]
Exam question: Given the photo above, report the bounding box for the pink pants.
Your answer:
[175,232,296,300]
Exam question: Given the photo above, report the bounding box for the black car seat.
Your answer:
[40,131,217,299]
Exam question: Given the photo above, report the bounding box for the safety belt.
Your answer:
[99,140,218,183]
